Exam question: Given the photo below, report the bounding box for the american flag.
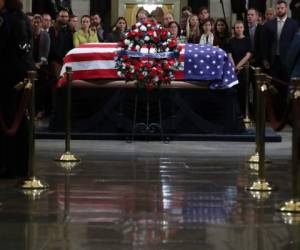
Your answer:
[60,43,238,88]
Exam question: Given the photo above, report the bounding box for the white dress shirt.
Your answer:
[276,15,287,55]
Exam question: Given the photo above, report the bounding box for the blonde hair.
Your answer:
[186,14,200,39]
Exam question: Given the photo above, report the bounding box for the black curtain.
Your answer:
[188,0,209,14]
[90,0,111,30]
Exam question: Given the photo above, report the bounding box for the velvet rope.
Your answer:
[0,87,31,136]
[263,90,292,131]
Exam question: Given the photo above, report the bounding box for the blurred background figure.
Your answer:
[163,12,174,28]
[32,14,50,120]
[106,17,127,42]
[48,9,73,83]
[180,6,192,35]
[73,15,98,47]
[290,0,300,26]
[199,18,218,46]
[42,13,52,32]
[264,7,274,23]
[135,8,148,23]
[214,18,230,51]
[168,21,185,43]
[197,6,210,31]
[91,13,105,42]
[69,14,79,32]
[186,14,200,43]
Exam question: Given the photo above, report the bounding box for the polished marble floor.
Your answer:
[0,129,300,250]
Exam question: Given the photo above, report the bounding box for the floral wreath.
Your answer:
[116,21,180,90]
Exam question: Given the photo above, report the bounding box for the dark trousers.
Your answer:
[0,87,29,178]
[235,68,248,118]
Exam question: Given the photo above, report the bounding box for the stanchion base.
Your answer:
[249,191,272,200]
[55,161,79,171]
[54,152,81,162]
[281,213,300,224]
[18,177,49,190]
[279,200,300,213]
[246,179,276,192]
[246,152,271,164]
[22,189,47,200]
[243,117,253,128]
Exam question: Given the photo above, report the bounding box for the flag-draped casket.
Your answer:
[60,43,238,88]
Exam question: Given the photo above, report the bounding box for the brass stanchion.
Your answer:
[279,77,300,213]
[246,69,276,192]
[247,68,271,165]
[18,71,49,190]
[243,62,252,127]
[55,67,80,162]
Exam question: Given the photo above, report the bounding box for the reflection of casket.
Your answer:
[50,43,244,136]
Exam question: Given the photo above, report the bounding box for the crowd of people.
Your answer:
[18,0,299,121]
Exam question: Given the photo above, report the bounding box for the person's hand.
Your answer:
[263,60,270,69]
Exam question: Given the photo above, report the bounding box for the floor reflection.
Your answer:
[0,139,299,250]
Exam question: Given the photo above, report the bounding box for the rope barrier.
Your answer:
[0,82,32,136]
[248,66,292,131]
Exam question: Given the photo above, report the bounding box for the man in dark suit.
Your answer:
[231,0,266,20]
[262,0,298,80]
[262,0,298,118]
[244,8,263,66]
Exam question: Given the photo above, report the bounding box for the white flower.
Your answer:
[124,39,130,45]
[153,31,157,37]
[140,48,148,53]
[147,24,152,28]
[135,45,141,51]
[143,71,148,76]
[162,42,167,46]
[144,36,150,41]
[140,25,147,31]
[136,22,141,27]
[149,48,157,53]
[117,71,123,77]
[165,47,170,52]
[134,29,138,32]
[153,76,159,82]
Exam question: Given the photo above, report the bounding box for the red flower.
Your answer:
[163,63,170,70]
[147,30,154,37]
[168,39,177,48]
[161,30,168,40]
[153,37,159,43]
[150,68,158,77]
[138,32,144,38]
[138,73,145,80]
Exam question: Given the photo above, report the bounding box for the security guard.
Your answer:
[0,0,35,178]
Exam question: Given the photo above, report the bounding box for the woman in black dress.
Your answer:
[0,0,35,178]
[228,21,252,117]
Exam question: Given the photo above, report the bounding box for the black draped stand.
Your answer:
[47,80,248,140]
